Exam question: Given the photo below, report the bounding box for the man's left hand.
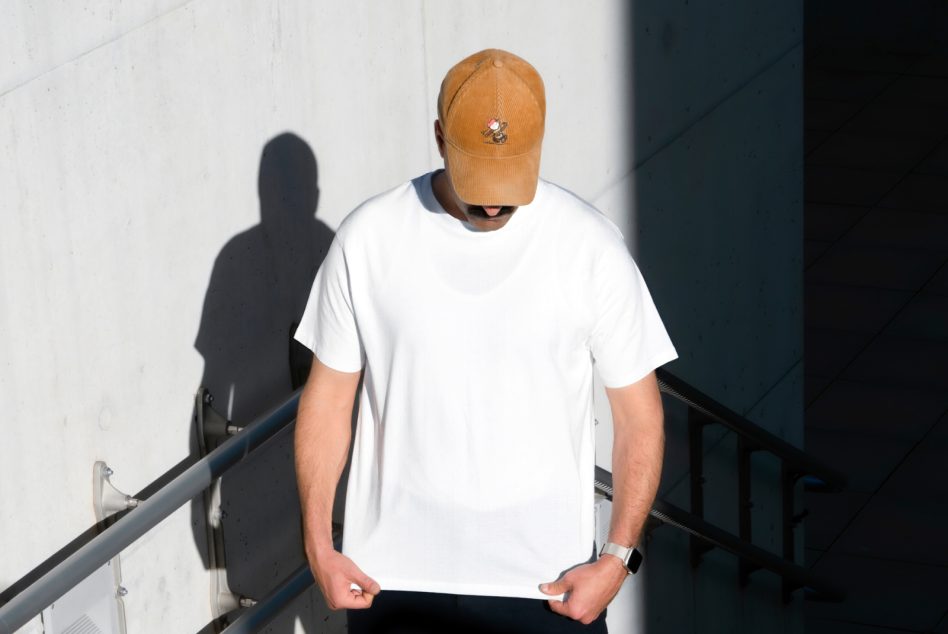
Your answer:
[539,555,628,624]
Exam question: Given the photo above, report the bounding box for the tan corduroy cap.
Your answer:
[437,49,546,206]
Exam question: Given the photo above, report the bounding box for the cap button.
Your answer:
[492,58,504,68]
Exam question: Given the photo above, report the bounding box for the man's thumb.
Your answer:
[539,578,569,595]
[358,574,381,595]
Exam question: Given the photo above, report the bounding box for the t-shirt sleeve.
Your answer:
[588,238,679,388]
[293,236,366,373]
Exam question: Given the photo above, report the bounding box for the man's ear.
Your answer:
[434,120,446,158]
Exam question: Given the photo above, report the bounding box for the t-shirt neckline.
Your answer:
[417,170,538,240]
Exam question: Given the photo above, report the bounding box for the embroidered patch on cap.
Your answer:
[482,118,508,144]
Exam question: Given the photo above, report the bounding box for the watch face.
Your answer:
[628,548,643,574]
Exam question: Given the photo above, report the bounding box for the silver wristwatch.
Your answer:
[598,541,643,575]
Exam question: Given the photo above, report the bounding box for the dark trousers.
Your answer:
[346,590,608,634]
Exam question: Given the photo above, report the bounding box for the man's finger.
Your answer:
[353,591,376,608]
[357,574,381,595]
[547,599,569,617]
[340,590,376,610]
[539,579,570,595]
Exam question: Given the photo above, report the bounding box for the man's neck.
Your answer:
[431,170,467,223]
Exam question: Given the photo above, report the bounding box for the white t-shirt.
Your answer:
[294,171,678,600]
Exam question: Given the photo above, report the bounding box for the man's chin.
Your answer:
[468,215,513,231]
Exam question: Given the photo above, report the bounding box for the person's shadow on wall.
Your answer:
[191,132,338,632]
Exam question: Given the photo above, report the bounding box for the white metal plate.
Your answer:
[40,561,122,634]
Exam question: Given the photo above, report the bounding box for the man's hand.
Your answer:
[539,555,628,624]
[307,543,382,611]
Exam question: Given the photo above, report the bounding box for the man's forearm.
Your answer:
[294,369,358,557]
[606,384,665,548]
[540,381,665,618]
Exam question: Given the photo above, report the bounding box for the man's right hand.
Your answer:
[309,545,382,610]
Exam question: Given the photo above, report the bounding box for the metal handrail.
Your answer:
[223,564,313,633]
[0,367,845,632]
[0,391,302,634]
[656,368,845,491]
[593,468,844,601]
[220,460,844,633]
[655,367,845,602]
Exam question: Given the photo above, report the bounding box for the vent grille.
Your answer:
[62,614,103,634]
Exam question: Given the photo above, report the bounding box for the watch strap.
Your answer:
[599,541,643,574]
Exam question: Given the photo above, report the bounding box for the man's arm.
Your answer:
[605,369,665,549]
[295,355,381,610]
[540,370,665,624]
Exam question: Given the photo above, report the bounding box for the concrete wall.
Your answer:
[0,1,803,632]
[805,0,948,55]
[622,0,806,632]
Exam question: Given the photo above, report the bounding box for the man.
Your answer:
[294,49,677,633]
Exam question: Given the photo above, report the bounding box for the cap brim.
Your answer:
[443,143,541,207]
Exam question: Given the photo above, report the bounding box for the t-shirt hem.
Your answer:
[293,331,364,373]
[599,346,679,389]
[371,576,566,602]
